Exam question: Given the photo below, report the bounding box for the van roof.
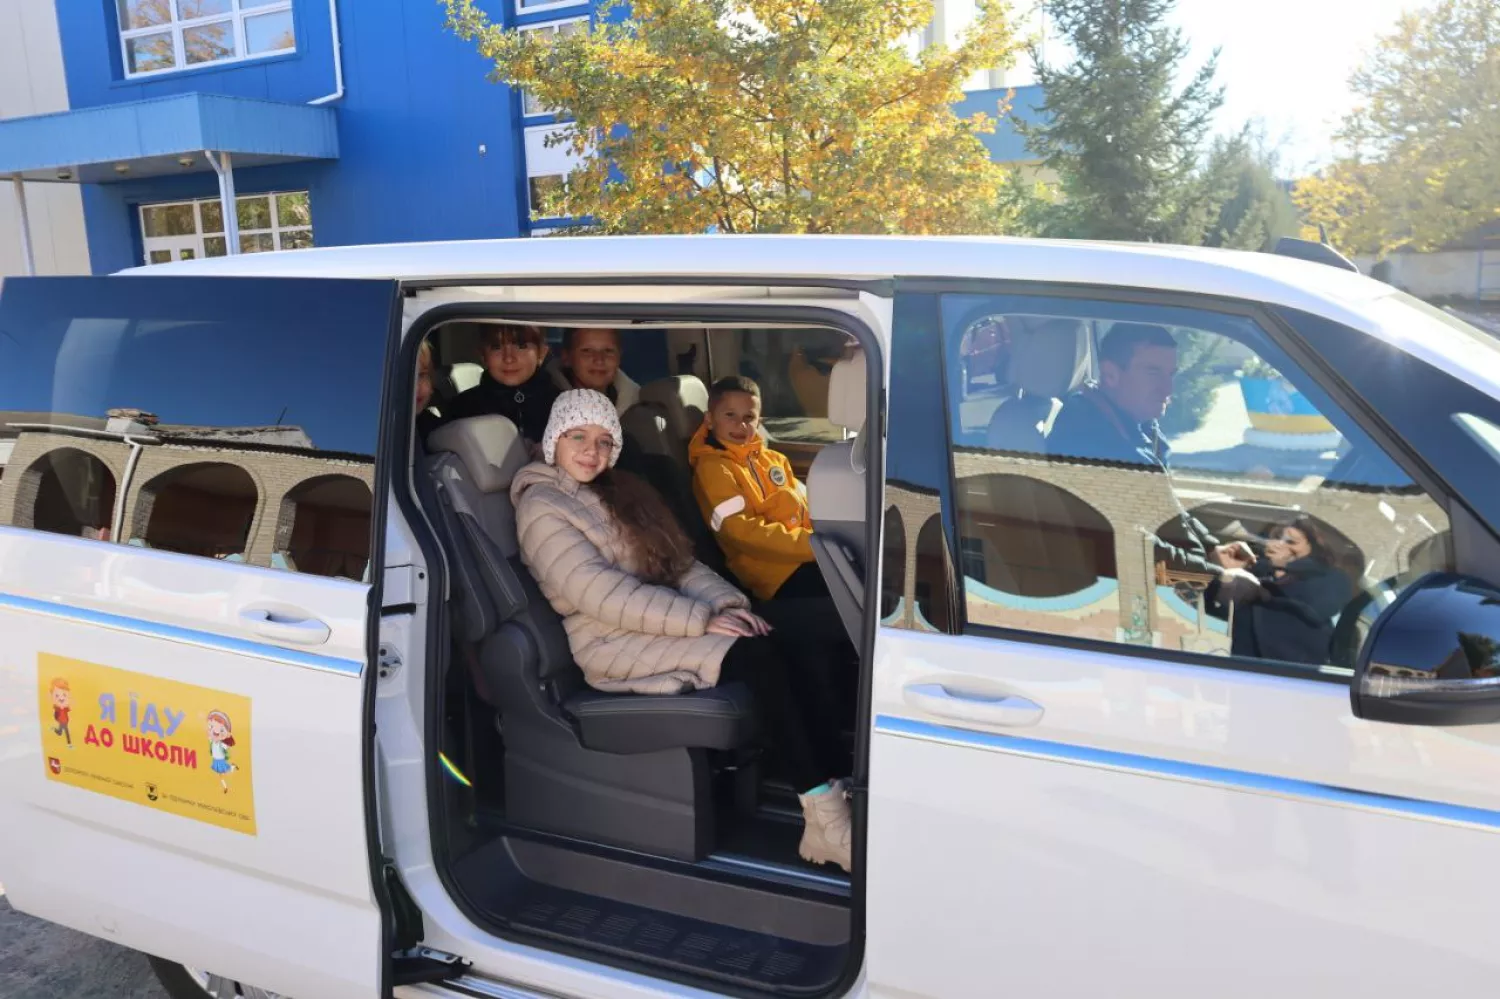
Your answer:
[120,232,1386,312]
[114,234,1500,398]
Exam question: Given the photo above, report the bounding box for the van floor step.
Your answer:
[503,879,844,992]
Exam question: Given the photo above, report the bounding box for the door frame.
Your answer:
[384,288,889,997]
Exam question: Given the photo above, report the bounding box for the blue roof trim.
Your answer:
[953,83,1047,165]
[0,92,339,175]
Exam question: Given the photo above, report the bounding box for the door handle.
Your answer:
[238,607,332,647]
[902,682,1044,728]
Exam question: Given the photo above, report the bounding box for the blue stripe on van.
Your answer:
[0,591,364,677]
[874,714,1500,831]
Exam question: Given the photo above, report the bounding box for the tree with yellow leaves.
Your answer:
[442,0,1027,235]
[1295,0,1498,256]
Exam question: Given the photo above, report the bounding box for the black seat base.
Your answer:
[503,721,715,861]
[567,682,757,755]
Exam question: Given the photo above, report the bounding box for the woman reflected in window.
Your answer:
[1207,516,1353,666]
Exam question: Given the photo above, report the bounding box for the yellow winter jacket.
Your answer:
[688,423,814,601]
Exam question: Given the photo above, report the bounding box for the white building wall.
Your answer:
[1353,251,1486,301]
[914,0,1048,91]
[0,0,91,279]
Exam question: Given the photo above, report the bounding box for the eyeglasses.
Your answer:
[562,431,616,453]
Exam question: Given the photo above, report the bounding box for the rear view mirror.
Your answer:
[1353,572,1500,725]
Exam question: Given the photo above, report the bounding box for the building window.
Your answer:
[524,125,585,222]
[118,0,295,78]
[515,0,586,14]
[140,191,312,265]
[519,18,586,117]
[527,175,569,220]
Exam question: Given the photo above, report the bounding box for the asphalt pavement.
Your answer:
[0,887,168,999]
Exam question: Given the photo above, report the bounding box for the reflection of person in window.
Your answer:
[1048,323,1253,579]
[1048,323,1178,467]
[1206,518,1352,666]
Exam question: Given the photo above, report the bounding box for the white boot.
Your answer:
[798,784,852,872]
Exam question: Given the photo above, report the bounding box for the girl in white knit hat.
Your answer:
[510,389,852,872]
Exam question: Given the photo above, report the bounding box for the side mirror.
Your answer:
[1352,572,1500,725]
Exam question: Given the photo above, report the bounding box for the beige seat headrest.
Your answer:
[827,350,867,432]
[639,375,709,442]
[1007,318,1091,399]
[427,415,528,493]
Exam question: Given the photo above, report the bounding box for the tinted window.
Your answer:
[0,277,394,580]
[923,290,1453,674]
[723,328,855,444]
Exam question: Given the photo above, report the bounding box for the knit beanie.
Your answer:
[543,389,624,468]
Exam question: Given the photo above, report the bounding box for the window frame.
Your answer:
[896,277,1463,685]
[523,124,586,223]
[117,0,297,80]
[138,190,313,264]
[513,0,590,17]
[517,16,588,119]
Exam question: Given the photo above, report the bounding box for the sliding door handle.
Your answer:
[902,682,1044,728]
[238,606,331,647]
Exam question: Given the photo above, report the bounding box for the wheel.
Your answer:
[147,956,288,999]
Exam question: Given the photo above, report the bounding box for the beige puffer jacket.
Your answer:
[511,462,751,694]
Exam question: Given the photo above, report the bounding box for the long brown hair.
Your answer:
[590,469,696,586]
[1271,515,1334,565]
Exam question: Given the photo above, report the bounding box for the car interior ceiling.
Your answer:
[413,318,868,995]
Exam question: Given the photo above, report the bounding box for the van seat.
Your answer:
[422,414,758,860]
[985,318,1090,453]
[622,375,709,474]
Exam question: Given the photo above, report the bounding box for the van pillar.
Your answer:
[205,151,240,255]
[10,175,36,276]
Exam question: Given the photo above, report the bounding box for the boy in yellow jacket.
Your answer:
[691,376,857,769]
[689,376,819,602]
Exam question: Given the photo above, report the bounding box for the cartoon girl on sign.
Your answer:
[207,710,240,793]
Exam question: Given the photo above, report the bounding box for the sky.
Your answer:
[1170,0,1439,176]
[1006,0,1440,178]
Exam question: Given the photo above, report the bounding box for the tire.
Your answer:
[147,955,288,999]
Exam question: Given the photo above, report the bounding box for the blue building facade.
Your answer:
[3,1,1040,275]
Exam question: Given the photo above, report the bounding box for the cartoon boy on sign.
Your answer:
[49,678,73,749]
[207,710,240,793]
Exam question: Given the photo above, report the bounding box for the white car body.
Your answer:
[1,234,1498,999]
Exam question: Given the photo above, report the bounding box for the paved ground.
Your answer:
[0,887,168,999]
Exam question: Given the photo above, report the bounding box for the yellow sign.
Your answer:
[37,653,256,835]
